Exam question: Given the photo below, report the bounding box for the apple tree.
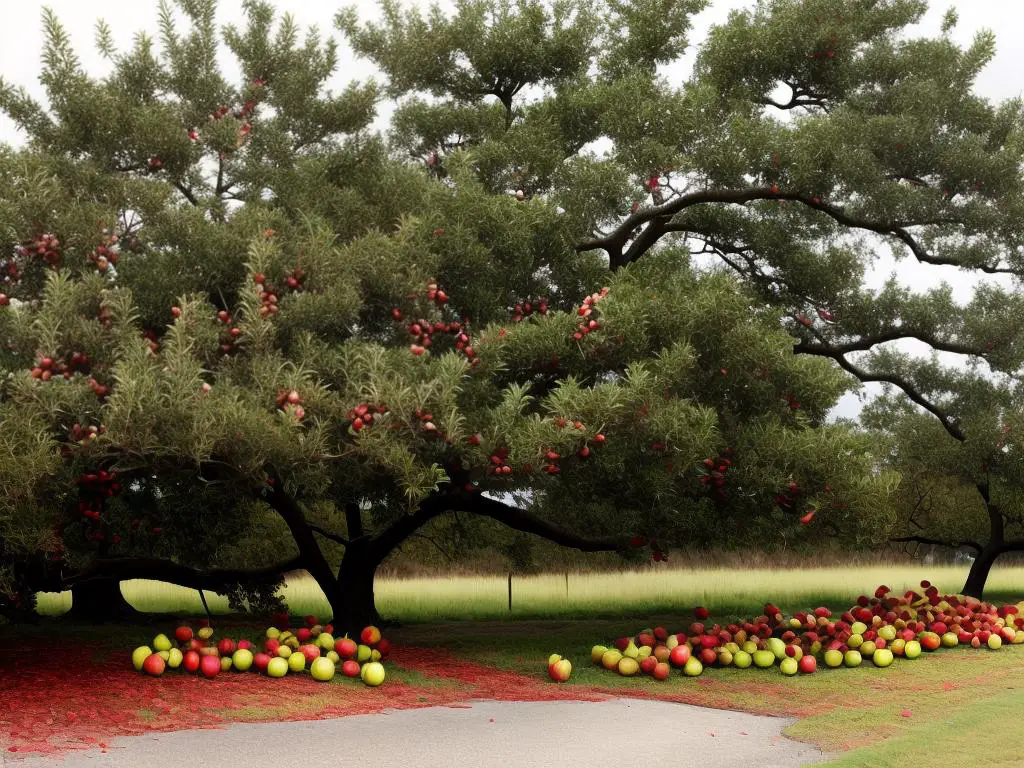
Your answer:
[0,0,900,628]
[338,0,1024,596]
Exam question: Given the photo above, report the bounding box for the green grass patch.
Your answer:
[34,563,1024,622]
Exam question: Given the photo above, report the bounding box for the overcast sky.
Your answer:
[2,0,1020,420]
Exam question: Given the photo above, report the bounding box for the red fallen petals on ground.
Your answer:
[0,640,612,757]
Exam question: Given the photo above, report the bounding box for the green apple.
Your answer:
[317,633,335,651]
[637,646,652,660]
[766,638,786,660]
[132,645,153,671]
[310,657,336,682]
[356,644,372,663]
[824,649,843,668]
[683,657,703,677]
[742,640,758,655]
[873,649,894,668]
[167,648,183,669]
[847,633,863,649]
[850,622,867,636]
[891,638,907,656]
[220,656,233,672]
[666,635,679,650]
[904,640,922,659]
[878,626,897,641]
[266,627,281,639]
[988,634,1003,650]
[327,651,341,664]
[360,661,386,686]
[623,641,639,659]
[733,650,752,669]
[153,634,172,652]
[859,640,876,657]
[779,657,798,676]
[157,650,170,661]
[232,649,254,671]
[942,632,958,648]
[288,651,306,672]
[752,649,775,668]
[267,657,288,678]
[276,645,292,658]
[591,645,608,663]
[844,650,862,668]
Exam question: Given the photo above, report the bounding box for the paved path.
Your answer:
[6,699,829,767]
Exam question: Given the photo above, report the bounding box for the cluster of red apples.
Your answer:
[131,616,390,686]
[577,582,1023,682]
[572,287,609,341]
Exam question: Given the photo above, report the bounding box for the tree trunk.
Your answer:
[962,543,1000,599]
[67,578,141,622]
[328,541,380,636]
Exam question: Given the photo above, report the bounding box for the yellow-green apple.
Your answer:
[361,661,386,686]
[276,645,292,659]
[233,649,254,671]
[941,632,958,648]
[288,652,306,672]
[988,634,1002,650]
[618,657,640,676]
[844,650,862,667]
[311,657,336,681]
[733,650,752,669]
[752,650,775,668]
[167,648,183,669]
[132,646,153,671]
[779,657,798,676]
[198,627,214,640]
[267,657,288,678]
[327,651,340,664]
[220,657,233,672]
[904,640,922,659]
[153,634,172,652]
[824,649,843,668]
[873,649,894,667]
[601,649,623,670]
[683,657,703,676]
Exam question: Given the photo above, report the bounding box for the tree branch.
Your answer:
[458,493,631,552]
[891,536,982,553]
[173,180,199,207]
[308,524,349,545]
[796,331,980,360]
[792,341,965,442]
[64,555,304,589]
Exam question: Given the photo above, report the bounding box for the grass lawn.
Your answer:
[34,562,1024,621]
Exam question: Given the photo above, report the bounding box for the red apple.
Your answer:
[337,638,358,658]
[640,656,658,674]
[694,606,710,620]
[342,660,361,678]
[304,615,319,627]
[376,638,392,658]
[183,650,201,673]
[174,626,194,644]
[669,645,691,667]
[265,638,280,654]
[360,626,382,645]
[142,653,166,676]
[253,653,272,672]
[548,658,572,682]
[652,662,671,681]
[798,655,817,674]
[200,654,221,678]
[653,627,668,642]
[300,644,321,663]
[237,640,253,652]
[296,628,312,643]
[698,648,717,666]
[614,637,630,652]
[217,638,236,656]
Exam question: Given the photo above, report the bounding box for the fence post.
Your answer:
[508,572,513,613]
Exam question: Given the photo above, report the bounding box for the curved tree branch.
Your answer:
[796,331,981,360]
[64,555,304,589]
[891,535,982,553]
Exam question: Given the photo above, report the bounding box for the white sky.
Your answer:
[2,0,1020,420]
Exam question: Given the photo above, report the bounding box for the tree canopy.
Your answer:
[5,0,1024,621]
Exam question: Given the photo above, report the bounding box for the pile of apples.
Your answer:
[577,581,1024,681]
[131,616,390,686]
